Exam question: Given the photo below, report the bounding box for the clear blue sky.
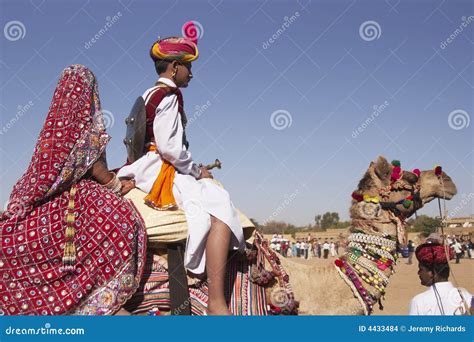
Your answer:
[1,0,473,225]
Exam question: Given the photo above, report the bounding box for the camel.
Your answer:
[124,155,457,315]
[276,156,457,315]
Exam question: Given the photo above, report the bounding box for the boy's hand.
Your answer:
[198,167,213,179]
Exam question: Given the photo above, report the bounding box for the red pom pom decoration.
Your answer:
[351,192,363,202]
[412,168,421,177]
[391,172,401,181]
[391,166,402,181]
[434,165,442,176]
[334,259,344,268]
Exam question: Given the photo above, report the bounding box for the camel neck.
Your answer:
[335,228,398,314]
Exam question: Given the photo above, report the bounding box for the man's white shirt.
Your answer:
[409,281,471,315]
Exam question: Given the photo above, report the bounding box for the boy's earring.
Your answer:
[172,68,177,79]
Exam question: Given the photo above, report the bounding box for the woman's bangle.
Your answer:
[104,172,122,194]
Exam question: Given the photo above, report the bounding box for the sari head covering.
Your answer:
[150,37,199,63]
[3,64,109,221]
[0,64,146,315]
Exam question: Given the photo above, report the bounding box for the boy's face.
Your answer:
[173,61,193,88]
[417,263,433,286]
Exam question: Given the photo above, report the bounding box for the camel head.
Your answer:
[418,168,457,205]
[350,156,457,238]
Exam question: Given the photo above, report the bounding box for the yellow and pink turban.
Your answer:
[150,37,199,63]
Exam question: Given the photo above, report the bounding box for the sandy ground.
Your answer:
[287,255,474,315]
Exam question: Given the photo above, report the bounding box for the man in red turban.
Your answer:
[408,241,471,315]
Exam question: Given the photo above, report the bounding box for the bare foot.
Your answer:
[206,302,232,315]
[114,308,131,316]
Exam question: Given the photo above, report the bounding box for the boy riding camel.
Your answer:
[117,33,244,315]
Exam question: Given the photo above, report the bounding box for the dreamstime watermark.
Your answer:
[181,20,204,41]
[188,100,212,126]
[262,189,300,225]
[101,109,115,129]
[3,20,26,41]
[448,109,470,130]
[447,287,470,315]
[84,12,123,49]
[270,288,291,308]
[352,100,389,138]
[182,198,204,219]
[360,202,381,219]
[359,20,382,41]
[170,280,208,315]
[262,11,300,50]
[2,198,28,219]
[445,193,474,220]
[270,109,293,130]
[3,323,85,336]
[0,101,34,136]
[440,16,474,50]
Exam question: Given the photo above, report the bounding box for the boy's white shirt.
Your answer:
[117,77,199,192]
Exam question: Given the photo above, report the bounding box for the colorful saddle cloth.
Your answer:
[124,251,268,315]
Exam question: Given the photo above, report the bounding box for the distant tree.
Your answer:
[334,221,351,229]
[407,215,441,237]
[321,212,340,230]
[314,215,322,229]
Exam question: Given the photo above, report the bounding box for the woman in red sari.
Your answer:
[0,64,146,315]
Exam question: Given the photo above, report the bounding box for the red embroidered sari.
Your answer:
[0,64,147,315]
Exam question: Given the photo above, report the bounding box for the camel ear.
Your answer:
[374,156,391,183]
[357,162,375,190]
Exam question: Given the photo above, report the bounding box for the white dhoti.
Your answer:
[119,158,248,275]
[172,174,246,274]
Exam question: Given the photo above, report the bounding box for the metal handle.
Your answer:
[199,159,222,170]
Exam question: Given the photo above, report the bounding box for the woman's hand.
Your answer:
[198,167,213,179]
[89,159,114,185]
[120,179,135,196]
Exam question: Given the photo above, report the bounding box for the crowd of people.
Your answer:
[445,235,474,263]
[269,232,474,268]
[269,234,341,259]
